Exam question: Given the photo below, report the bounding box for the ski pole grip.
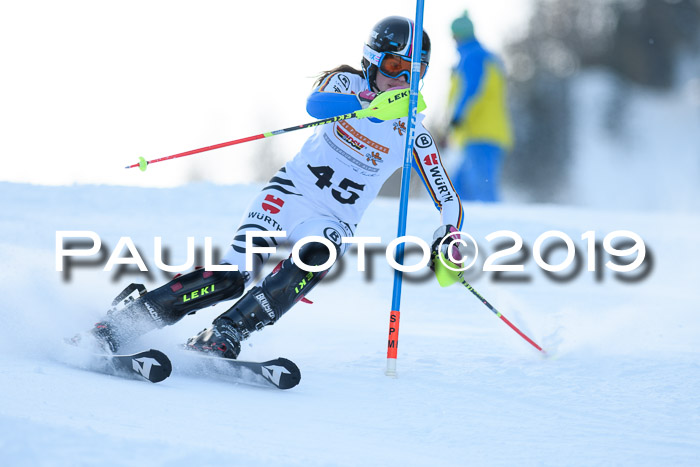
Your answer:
[357,89,427,121]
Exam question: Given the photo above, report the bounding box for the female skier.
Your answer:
[87,16,464,358]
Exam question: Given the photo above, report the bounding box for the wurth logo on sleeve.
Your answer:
[429,166,454,202]
[423,153,438,166]
[262,194,284,214]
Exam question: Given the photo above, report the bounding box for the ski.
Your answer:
[62,342,173,383]
[97,349,173,383]
[176,351,301,390]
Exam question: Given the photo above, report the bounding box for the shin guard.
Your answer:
[213,241,335,340]
[99,269,245,351]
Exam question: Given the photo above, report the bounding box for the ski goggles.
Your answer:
[364,45,429,81]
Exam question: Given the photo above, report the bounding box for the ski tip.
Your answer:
[273,357,299,370]
[137,349,172,383]
[267,357,301,390]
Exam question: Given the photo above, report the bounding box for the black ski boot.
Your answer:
[186,319,243,359]
[84,269,246,353]
[90,320,122,353]
[67,319,121,353]
[185,241,336,359]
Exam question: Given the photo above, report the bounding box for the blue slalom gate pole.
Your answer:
[385,0,426,377]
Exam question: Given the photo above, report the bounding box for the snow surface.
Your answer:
[1,181,699,466]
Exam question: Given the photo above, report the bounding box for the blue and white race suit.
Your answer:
[222,72,463,285]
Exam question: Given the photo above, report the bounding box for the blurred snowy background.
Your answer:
[2,0,698,212]
[501,0,700,210]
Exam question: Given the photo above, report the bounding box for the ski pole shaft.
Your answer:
[459,278,546,354]
[125,111,359,171]
[125,88,425,172]
[385,0,426,377]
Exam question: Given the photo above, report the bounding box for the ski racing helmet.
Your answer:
[362,16,431,92]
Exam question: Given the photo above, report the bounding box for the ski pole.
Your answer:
[385,0,426,377]
[458,276,546,354]
[125,89,426,172]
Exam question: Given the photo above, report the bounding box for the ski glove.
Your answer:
[357,90,377,109]
[430,225,467,287]
[431,225,466,264]
[361,89,427,121]
[358,87,405,109]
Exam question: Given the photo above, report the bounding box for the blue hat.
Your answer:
[451,11,475,40]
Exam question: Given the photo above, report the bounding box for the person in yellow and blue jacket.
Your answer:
[447,11,514,202]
